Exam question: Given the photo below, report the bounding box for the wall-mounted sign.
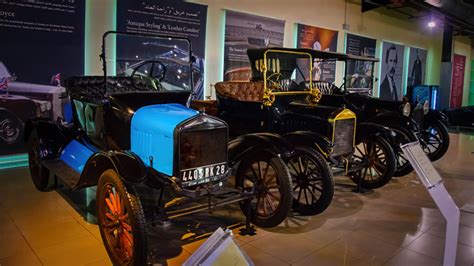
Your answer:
[379,41,405,100]
[450,54,466,108]
[345,33,377,94]
[0,0,85,156]
[117,0,207,99]
[297,24,338,83]
[407,47,427,87]
[224,10,285,81]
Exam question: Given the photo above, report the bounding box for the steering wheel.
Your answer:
[130,60,167,91]
[266,72,283,91]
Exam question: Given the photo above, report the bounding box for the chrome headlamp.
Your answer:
[402,102,411,116]
[423,100,429,115]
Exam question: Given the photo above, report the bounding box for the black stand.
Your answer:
[239,198,255,236]
[352,171,369,194]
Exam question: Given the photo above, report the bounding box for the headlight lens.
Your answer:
[402,102,411,116]
[423,100,429,115]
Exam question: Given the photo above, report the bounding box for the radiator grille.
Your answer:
[332,118,355,156]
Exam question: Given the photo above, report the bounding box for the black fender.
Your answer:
[283,131,333,158]
[356,122,398,145]
[77,150,147,189]
[425,109,449,127]
[24,118,70,159]
[367,111,420,133]
[228,133,294,166]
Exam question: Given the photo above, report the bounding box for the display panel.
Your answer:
[407,47,427,87]
[450,54,465,108]
[223,10,285,81]
[117,0,207,99]
[379,41,405,101]
[296,24,338,83]
[0,0,85,156]
[345,33,376,94]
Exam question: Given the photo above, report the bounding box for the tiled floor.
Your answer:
[0,132,474,265]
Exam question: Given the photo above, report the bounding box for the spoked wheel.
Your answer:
[97,170,147,266]
[0,110,23,146]
[420,120,450,162]
[235,151,292,228]
[27,130,50,191]
[286,146,334,215]
[350,136,396,189]
[391,128,417,177]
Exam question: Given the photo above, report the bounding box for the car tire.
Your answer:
[422,120,450,162]
[0,109,23,146]
[27,130,51,192]
[235,150,292,228]
[286,146,334,215]
[350,135,396,189]
[391,127,417,177]
[97,169,147,266]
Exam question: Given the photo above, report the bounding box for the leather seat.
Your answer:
[215,81,264,102]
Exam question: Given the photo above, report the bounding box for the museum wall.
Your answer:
[453,36,472,106]
[83,0,472,104]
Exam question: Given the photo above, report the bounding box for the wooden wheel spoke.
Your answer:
[115,193,121,216]
[356,146,365,156]
[265,195,276,212]
[262,163,270,182]
[307,187,319,203]
[122,221,132,232]
[361,167,368,180]
[105,212,115,221]
[308,183,323,193]
[105,198,116,213]
[297,187,303,203]
[304,189,309,205]
[367,167,375,180]
[289,161,301,175]
[372,166,383,176]
[374,161,386,169]
[298,157,304,175]
[267,190,280,201]
[258,161,264,180]
[303,158,310,175]
[250,165,260,181]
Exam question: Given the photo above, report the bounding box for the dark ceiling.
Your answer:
[361,0,474,37]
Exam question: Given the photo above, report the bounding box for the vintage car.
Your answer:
[443,105,474,128]
[193,48,398,195]
[0,94,47,147]
[0,61,65,121]
[25,31,293,266]
[308,54,449,176]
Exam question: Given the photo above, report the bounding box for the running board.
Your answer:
[42,159,80,189]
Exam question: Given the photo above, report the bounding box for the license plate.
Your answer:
[180,162,227,186]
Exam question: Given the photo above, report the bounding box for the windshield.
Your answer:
[103,32,192,93]
[257,50,313,91]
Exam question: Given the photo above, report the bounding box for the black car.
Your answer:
[24,31,293,266]
[194,48,398,196]
[443,105,474,128]
[299,50,449,177]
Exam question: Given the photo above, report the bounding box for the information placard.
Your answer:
[400,142,442,188]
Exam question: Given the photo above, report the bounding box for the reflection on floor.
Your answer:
[0,132,474,265]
